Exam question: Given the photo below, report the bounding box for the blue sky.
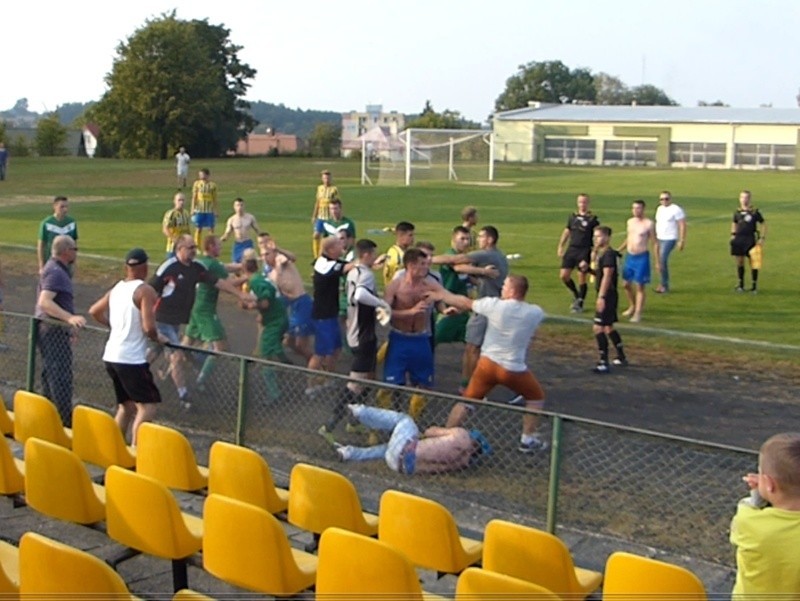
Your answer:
[4,0,798,123]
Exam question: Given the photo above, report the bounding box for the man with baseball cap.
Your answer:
[89,248,164,444]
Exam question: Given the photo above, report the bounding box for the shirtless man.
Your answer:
[335,404,481,474]
[383,248,453,417]
[619,199,657,323]
[220,198,260,264]
[259,234,313,361]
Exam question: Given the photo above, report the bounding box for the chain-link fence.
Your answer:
[0,311,754,572]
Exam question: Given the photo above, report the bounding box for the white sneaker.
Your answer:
[335,444,352,462]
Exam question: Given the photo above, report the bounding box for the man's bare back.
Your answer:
[413,427,474,473]
[270,254,306,300]
[626,217,654,254]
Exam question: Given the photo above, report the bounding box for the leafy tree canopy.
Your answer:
[406,100,481,129]
[87,11,256,159]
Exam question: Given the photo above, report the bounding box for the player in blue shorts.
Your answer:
[619,199,657,323]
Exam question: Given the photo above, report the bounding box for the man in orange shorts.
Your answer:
[425,274,547,453]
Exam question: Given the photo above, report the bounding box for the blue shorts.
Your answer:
[314,317,342,356]
[623,251,651,285]
[232,239,254,263]
[288,294,314,337]
[313,218,326,235]
[192,212,216,230]
[384,330,434,387]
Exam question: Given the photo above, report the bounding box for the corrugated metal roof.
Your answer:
[494,103,800,125]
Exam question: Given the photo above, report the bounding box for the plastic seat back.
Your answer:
[105,465,202,559]
[12,391,72,449]
[72,405,136,469]
[136,423,207,491]
[288,462,377,536]
[24,437,105,525]
[456,567,562,600]
[207,441,287,514]
[604,552,706,598]
[0,436,24,496]
[203,493,317,596]
[483,519,602,596]
[174,590,215,600]
[0,539,19,597]
[317,527,424,599]
[378,489,483,574]
[20,532,135,598]
[0,393,14,436]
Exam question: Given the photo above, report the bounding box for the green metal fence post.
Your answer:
[546,415,563,534]
[235,357,249,445]
[26,317,37,392]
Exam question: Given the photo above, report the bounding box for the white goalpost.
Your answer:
[361,128,495,186]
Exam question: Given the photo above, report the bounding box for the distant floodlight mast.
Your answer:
[360,128,495,186]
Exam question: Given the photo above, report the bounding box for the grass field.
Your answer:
[2,156,799,349]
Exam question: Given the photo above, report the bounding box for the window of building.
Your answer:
[602,140,657,165]
[543,138,596,163]
[734,144,795,168]
[670,142,726,166]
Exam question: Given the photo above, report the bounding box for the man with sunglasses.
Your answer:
[654,191,686,293]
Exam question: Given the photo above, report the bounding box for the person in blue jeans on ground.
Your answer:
[654,191,686,293]
[334,404,485,474]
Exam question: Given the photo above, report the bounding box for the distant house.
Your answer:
[493,102,800,169]
[80,123,100,158]
[236,132,299,156]
[341,105,405,157]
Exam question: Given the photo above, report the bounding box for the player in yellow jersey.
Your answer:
[381,221,415,287]
[191,168,218,246]
[311,169,340,257]
[162,192,192,257]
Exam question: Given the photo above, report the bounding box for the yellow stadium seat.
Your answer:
[456,567,562,600]
[0,539,19,598]
[105,465,203,592]
[0,393,14,436]
[12,391,72,449]
[19,532,139,600]
[287,463,377,550]
[207,441,288,515]
[135,422,208,492]
[317,527,446,600]
[173,589,215,600]
[378,489,482,576]
[603,551,707,598]
[71,405,136,470]
[23,437,105,525]
[0,436,24,497]
[483,519,602,598]
[203,493,317,596]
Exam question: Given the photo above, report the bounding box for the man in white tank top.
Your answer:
[89,248,164,445]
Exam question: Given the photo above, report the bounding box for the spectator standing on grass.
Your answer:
[149,234,252,409]
[191,168,218,246]
[162,191,191,258]
[89,249,164,445]
[461,206,479,251]
[730,432,800,595]
[311,169,340,257]
[731,190,767,294]
[37,196,78,274]
[0,142,8,181]
[557,193,599,313]
[220,197,260,263]
[654,191,686,293]
[175,146,190,189]
[619,200,657,323]
[34,235,85,427]
[582,225,627,374]
[426,274,547,453]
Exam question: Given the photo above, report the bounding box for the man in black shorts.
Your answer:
[318,239,391,442]
[581,226,627,373]
[557,193,599,312]
[730,190,767,293]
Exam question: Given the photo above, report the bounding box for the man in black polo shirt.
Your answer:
[557,193,599,313]
[149,234,252,407]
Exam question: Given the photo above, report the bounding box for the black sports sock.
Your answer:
[751,269,759,289]
[564,279,579,298]
[595,333,609,364]
[737,265,745,287]
[609,330,625,360]
[579,283,588,301]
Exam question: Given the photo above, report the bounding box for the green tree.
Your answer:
[88,12,256,159]
[494,60,596,111]
[594,72,632,105]
[0,120,6,142]
[630,84,677,106]
[35,113,69,156]
[9,135,30,157]
[308,122,341,157]
[406,100,480,129]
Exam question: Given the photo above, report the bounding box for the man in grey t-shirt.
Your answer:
[461,226,508,389]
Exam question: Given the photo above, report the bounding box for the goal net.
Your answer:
[360,128,494,186]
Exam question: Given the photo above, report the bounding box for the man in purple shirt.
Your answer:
[35,235,86,426]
